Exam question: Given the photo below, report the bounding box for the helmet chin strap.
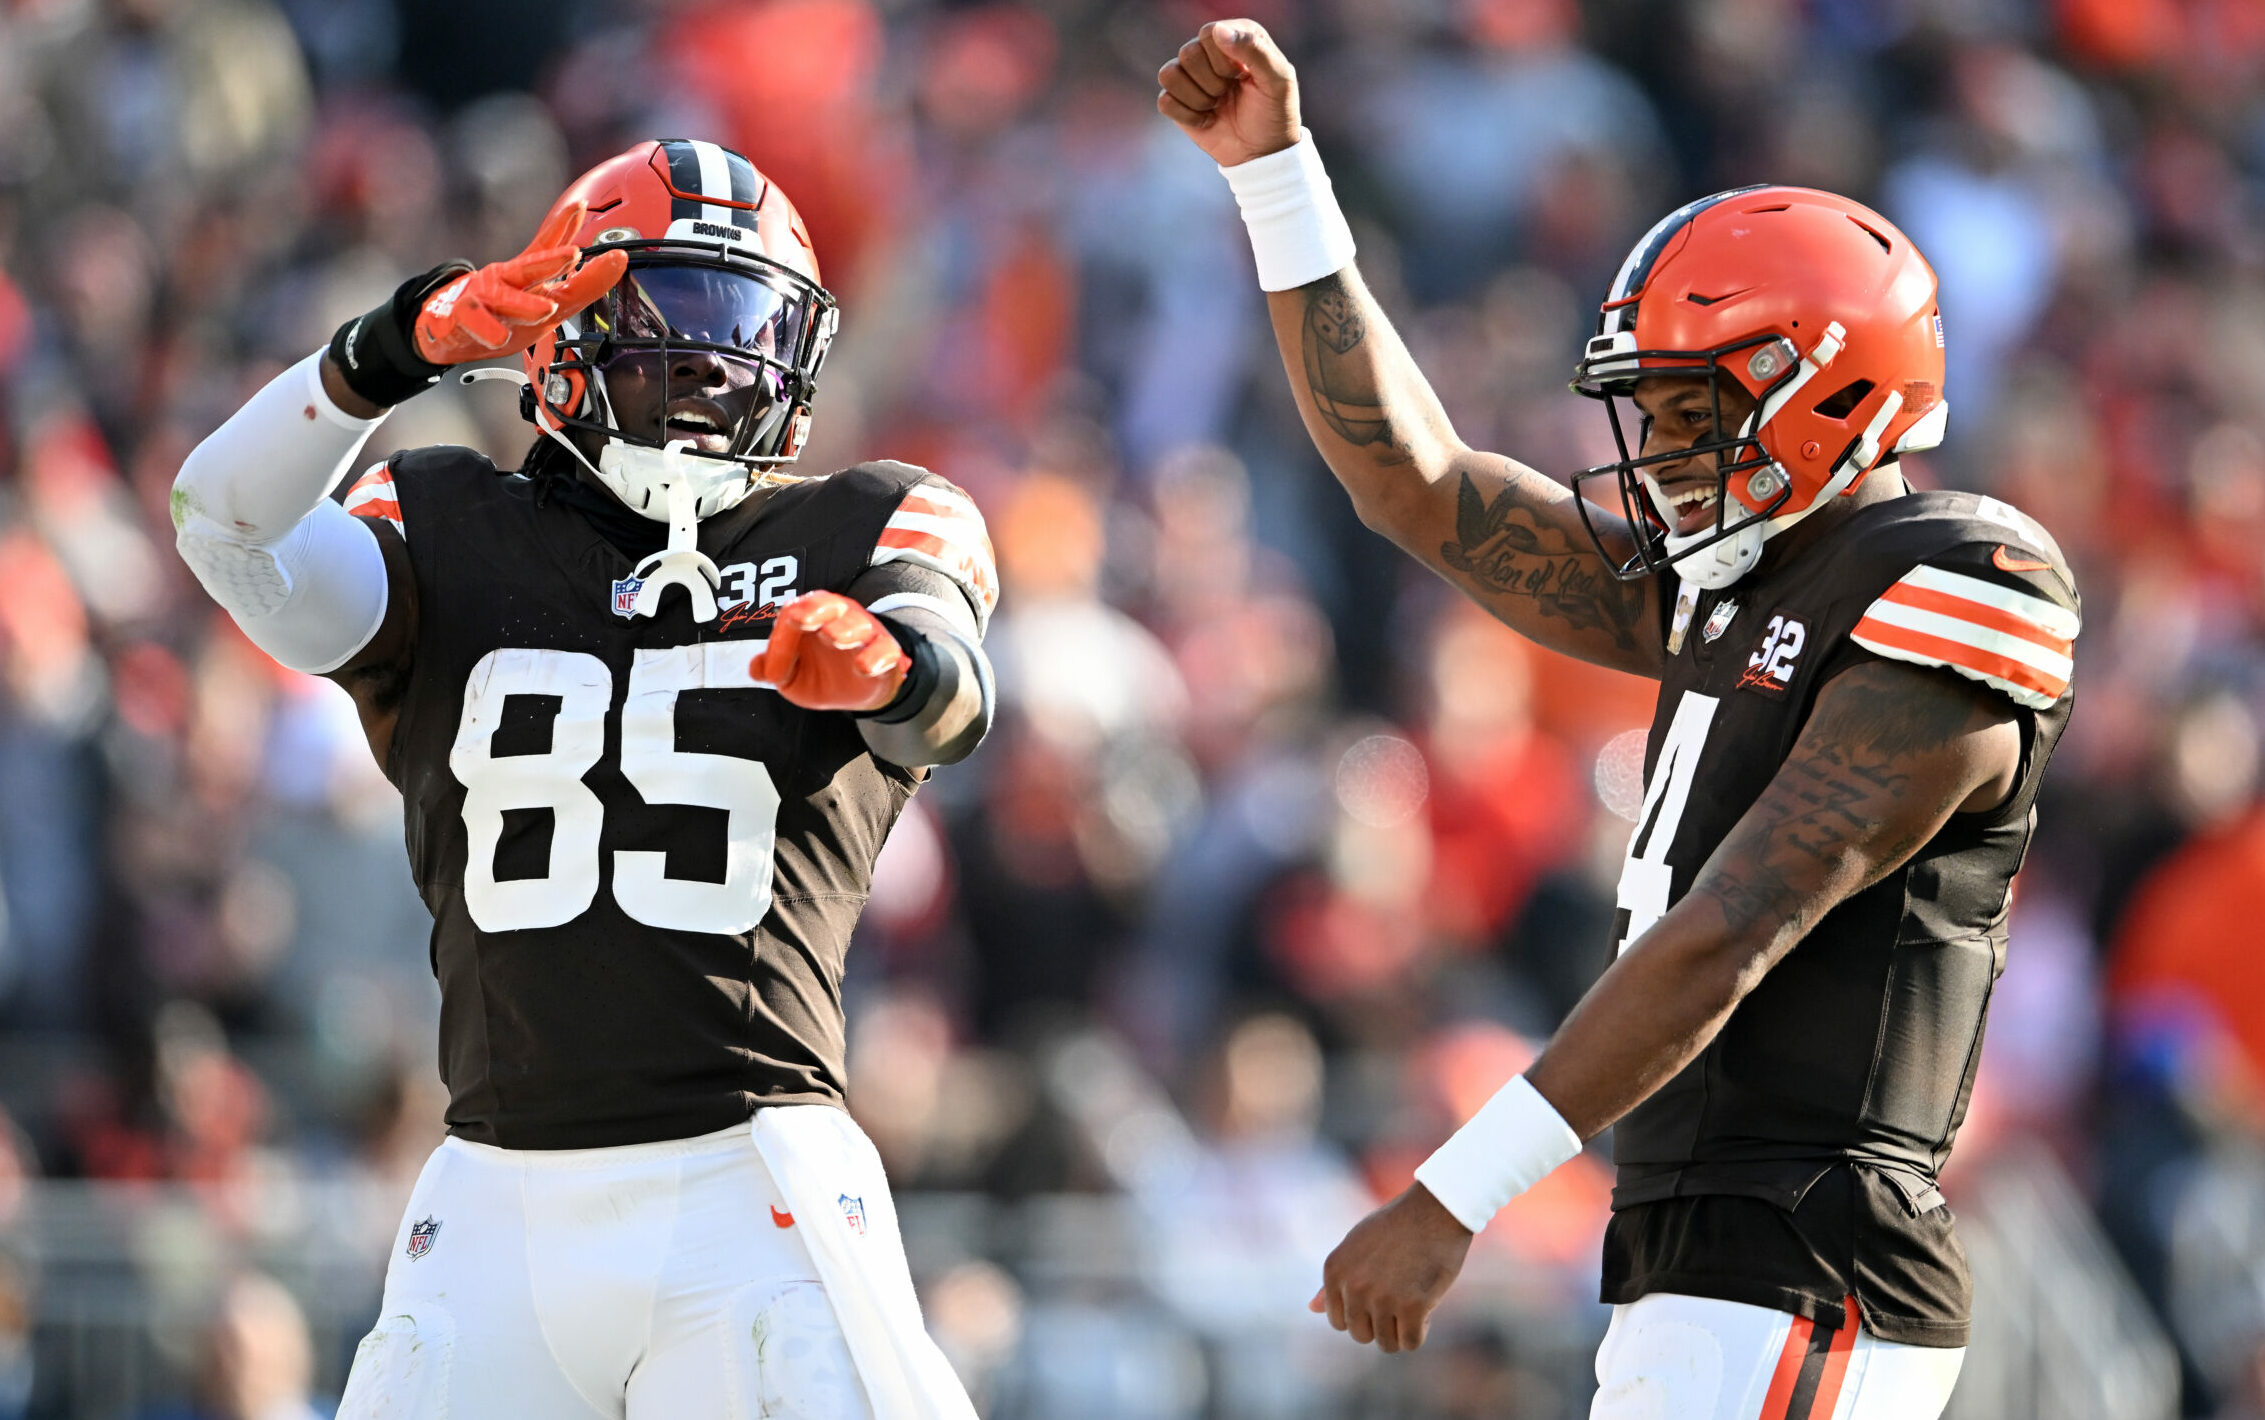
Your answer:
[1662,508,1765,590]
[475,372,733,623]
[629,441,722,621]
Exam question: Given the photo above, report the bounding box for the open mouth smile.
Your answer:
[662,400,733,452]
[1657,479,1722,535]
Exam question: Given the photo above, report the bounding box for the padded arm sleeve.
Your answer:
[849,564,994,769]
[172,351,393,674]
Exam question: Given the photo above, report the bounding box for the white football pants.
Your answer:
[336,1110,966,1419]
[1591,1292,1965,1420]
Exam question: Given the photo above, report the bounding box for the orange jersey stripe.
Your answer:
[875,528,999,609]
[895,493,980,523]
[349,498,401,518]
[1877,581,2072,655]
[887,505,997,560]
[877,527,997,578]
[1853,616,2067,700]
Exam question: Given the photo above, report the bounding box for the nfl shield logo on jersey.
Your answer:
[405,1216,441,1260]
[1702,599,1740,643]
[838,1194,867,1237]
[611,576,645,618]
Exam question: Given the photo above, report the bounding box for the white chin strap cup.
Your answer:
[1667,516,1767,590]
[630,446,723,622]
[1643,467,1771,591]
[460,368,747,622]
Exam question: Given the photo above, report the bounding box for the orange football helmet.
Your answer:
[519,139,839,519]
[1569,185,1947,589]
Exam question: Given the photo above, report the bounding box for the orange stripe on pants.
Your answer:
[1759,1296,1861,1419]
[1759,1314,1816,1419]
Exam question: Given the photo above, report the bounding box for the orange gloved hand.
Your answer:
[750,592,912,713]
[413,201,628,364]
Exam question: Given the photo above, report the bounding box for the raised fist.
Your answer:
[1156,19,1303,169]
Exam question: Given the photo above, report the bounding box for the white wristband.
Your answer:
[1412,1074,1582,1234]
[1219,129,1357,292]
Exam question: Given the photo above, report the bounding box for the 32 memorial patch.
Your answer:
[1739,612,1808,696]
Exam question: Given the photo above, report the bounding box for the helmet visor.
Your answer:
[588,261,819,368]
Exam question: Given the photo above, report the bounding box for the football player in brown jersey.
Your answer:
[173,140,991,1419]
[1163,22,2079,1419]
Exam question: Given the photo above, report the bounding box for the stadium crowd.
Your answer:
[1,0,2263,1414]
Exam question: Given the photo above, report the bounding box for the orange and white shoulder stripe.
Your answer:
[1851,562,2078,710]
[342,464,402,540]
[870,479,998,632]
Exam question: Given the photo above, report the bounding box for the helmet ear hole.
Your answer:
[1813,379,1874,419]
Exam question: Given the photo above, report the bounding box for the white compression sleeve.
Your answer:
[173,351,394,674]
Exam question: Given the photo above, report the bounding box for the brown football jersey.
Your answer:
[1600,490,2080,1345]
[345,449,994,1149]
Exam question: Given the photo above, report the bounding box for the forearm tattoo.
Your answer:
[1698,664,2000,944]
[1296,273,1647,653]
[1299,275,1414,463]
[1438,470,1648,651]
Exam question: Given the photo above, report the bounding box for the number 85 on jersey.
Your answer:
[449,645,783,936]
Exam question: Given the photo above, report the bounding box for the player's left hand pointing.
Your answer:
[750,592,911,713]
[1309,1183,1473,1353]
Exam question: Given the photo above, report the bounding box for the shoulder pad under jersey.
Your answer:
[838,461,998,635]
[342,445,510,543]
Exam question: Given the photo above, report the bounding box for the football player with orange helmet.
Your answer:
[1164,21,2077,1419]
[174,140,991,1419]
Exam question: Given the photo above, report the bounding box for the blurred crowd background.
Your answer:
[0,0,2261,1414]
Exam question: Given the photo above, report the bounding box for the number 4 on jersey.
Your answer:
[1613,691,1719,954]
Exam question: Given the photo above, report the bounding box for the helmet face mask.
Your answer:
[1566,185,1949,591]
[1570,336,1797,585]
[548,242,836,473]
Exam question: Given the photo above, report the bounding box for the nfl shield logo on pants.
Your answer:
[405,1216,440,1260]
[838,1194,866,1236]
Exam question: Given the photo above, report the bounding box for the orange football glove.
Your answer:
[413,201,627,365]
[750,592,912,713]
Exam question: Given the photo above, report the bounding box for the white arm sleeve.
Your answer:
[172,351,394,674]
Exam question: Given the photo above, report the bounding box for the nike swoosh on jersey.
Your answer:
[1992,545,2053,573]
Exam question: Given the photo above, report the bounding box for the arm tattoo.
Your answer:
[1298,275,1415,463]
[1697,664,2003,944]
[1295,273,1648,657]
[1438,470,1648,650]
